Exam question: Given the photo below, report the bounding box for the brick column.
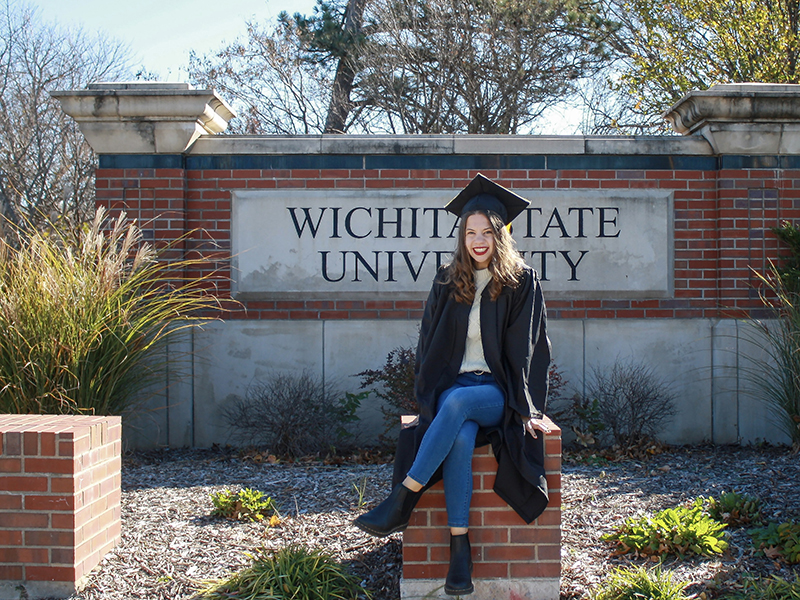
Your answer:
[0,415,121,600]
[401,417,561,600]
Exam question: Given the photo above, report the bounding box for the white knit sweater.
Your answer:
[459,268,492,374]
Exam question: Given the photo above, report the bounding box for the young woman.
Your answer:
[354,174,552,596]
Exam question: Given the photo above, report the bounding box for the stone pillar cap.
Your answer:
[663,82,800,154]
[51,82,236,154]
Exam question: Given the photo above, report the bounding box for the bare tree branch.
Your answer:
[190,0,612,134]
[0,1,132,228]
[188,18,331,135]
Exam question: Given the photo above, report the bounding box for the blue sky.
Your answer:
[32,0,317,80]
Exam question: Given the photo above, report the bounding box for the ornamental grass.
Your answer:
[196,545,367,600]
[0,208,221,416]
[725,575,800,600]
[744,262,800,447]
[592,565,689,600]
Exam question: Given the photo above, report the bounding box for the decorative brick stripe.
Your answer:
[400,418,561,600]
[0,415,121,599]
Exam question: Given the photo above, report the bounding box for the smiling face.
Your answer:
[464,213,496,269]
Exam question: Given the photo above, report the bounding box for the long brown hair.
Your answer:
[443,210,525,303]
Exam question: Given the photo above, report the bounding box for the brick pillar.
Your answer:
[0,415,122,600]
[401,417,561,600]
[95,164,188,252]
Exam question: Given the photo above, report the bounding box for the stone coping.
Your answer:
[55,80,800,155]
[188,134,714,156]
[87,82,195,91]
[0,413,121,433]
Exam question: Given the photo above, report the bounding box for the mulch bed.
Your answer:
[68,445,799,600]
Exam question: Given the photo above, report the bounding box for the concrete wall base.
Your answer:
[0,580,83,600]
[400,577,560,599]
[123,317,791,449]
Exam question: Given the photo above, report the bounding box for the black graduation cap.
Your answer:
[445,173,530,225]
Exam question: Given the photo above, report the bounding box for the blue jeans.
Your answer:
[406,372,504,528]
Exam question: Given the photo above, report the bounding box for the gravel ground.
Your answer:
[559,445,800,598]
[66,445,799,600]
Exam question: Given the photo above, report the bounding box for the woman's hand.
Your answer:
[524,416,551,439]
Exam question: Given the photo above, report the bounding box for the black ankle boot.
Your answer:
[353,484,421,537]
[445,532,474,596]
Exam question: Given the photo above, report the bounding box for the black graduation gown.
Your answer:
[393,265,551,524]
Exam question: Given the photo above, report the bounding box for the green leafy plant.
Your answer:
[336,391,369,440]
[210,488,280,524]
[357,346,417,435]
[749,521,800,564]
[603,500,728,559]
[196,545,368,600]
[592,564,690,600]
[704,491,763,527]
[0,208,221,415]
[724,575,800,600]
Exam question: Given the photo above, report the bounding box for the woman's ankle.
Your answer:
[402,476,424,493]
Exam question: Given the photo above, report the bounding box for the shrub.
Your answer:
[0,208,220,415]
[546,361,568,405]
[357,346,417,434]
[210,488,280,524]
[582,359,676,447]
[196,545,367,600]
[749,521,800,564]
[704,491,763,527]
[724,575,800,600]
[549,394,606,447]
[592,565,690,600]
[603,500,728,559]
[223,370,363,458]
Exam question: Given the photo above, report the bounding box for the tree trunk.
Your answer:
[324,0,368,133]
[0,172,20,244]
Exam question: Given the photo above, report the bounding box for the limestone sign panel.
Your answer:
[231,189,673,299]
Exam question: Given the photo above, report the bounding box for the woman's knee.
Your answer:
[438,385,503,419]
[437,387,472,416]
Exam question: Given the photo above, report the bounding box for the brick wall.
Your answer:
[0,415,121,599]
[90,149,800,448]
[94,155,800,322]
[401,418,561,599]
